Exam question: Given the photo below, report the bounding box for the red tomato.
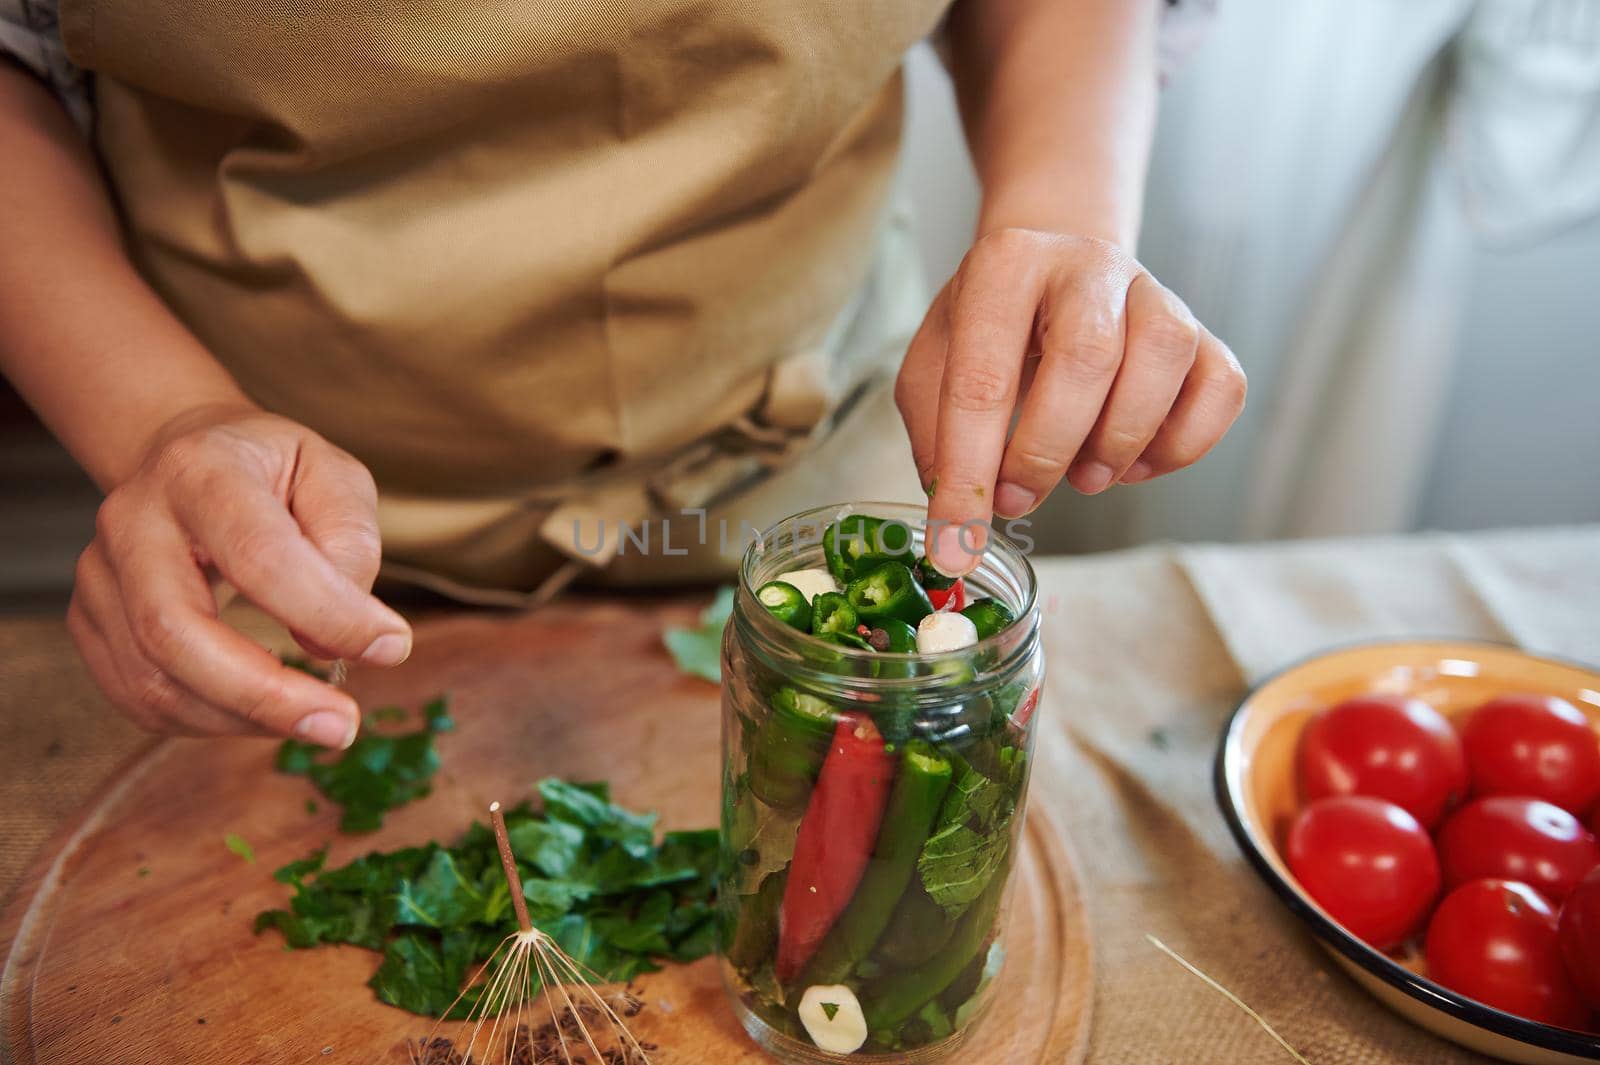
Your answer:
[1297,694,1468,828]
[1461,694,1600,815]
[1425,879,1589,1029]
[1559,866,1600,1010]
[1286,796,1441,951]
[1437,797,1600,904]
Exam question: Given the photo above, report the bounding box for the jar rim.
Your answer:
[733,502,1040,694]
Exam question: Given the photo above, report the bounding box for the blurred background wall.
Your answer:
[901,0,1600,554]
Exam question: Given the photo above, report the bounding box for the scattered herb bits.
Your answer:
[275,697,453,833]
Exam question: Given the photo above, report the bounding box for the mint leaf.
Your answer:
[662,586,734,682]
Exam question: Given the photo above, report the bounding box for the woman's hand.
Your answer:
[896,229,1246,575]
[66,404,411,746]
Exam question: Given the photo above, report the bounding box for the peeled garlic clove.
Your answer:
[917,611,978,654]
[776,568,839,605]
[798,984,868,1055]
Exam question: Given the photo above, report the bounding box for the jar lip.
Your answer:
[734,502,1039,686]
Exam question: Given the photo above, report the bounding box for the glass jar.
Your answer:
[718,502,1043,1063]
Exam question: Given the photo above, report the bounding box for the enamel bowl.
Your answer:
[1215,640,1600,1064]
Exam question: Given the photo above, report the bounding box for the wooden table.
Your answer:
[4,525,1598,1064]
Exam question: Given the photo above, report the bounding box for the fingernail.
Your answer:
[994,482,1036,518]
[930,522,984,577]
[294,710,356,750]
[1121,460,1155,485]
[361,632,411,667]
[1072,461,1114,495]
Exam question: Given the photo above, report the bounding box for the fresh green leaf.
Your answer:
[662,586,734,682]
[274,695,452,833]
[255,778,719,1017]
[917,759,1018,917]
[224,833,256,864]
[821,1001,840,1022]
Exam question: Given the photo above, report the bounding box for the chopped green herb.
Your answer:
[368,706,409,724]
[1148,727,1170,751]
[306,799,319,815]
[137,867,151,878]
[276,696,453,833]
[662,586,734,683]
[255,778,718,1017]
[224,833,256,864]
[925,478,938,499]
[821,1001,840,1022]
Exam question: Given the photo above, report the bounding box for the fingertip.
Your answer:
[928,517,987,577]
[360,630,412,668]
[1120,460,1156,485]
[293,708,358,750]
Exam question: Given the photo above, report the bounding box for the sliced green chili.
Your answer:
[810,592,859,638]
[757,580,813,632]
[959,598,1015,640]
[748,687,836,810]
[845,562,933,627]
[823,516,915,584]
[914,555,958,592]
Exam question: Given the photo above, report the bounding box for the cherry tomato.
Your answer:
[1285,796,1441,951]
[1437,797,1600,904]
[1559,866,1600,1010]
[1297,694,1467,828]
[1425,879,1589,1029]
[1461,694,1600,816]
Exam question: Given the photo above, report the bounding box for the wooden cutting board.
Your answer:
[0,600,1092,1064]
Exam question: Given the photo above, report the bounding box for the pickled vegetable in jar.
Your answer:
[719,503,1043,1062]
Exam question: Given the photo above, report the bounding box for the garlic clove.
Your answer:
[776,568,840,605]
[797,984,868,1055]
[916,611,978,654]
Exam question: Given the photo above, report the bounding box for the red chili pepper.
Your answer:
[1014,686,1040,727]
[926,578,966,612]
[775,712,895,983]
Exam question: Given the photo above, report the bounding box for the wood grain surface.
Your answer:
[1,601,1091,1064]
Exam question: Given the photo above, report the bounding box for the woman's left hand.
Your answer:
[896,227,1247,576]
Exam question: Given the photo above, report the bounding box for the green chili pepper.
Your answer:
[823,515,915,583]
[861,859,1010,1031]
[810,592,859,638]
[959,598,1016,640]
[863,618,917,654]
[820,630,873,651]
[864,618,919,682]
[748,687,836,810]
[793,742,953,991]
[873,885,956,968]
[846,562,934,627]
[756,580,813,631]
[728,869,788,972]
[914,555,957,592]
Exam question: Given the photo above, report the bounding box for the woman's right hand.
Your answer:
[67,404,412,747]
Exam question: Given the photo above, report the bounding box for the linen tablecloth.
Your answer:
[3,524,1598,1063]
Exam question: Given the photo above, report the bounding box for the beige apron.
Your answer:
[60,0,942,598]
